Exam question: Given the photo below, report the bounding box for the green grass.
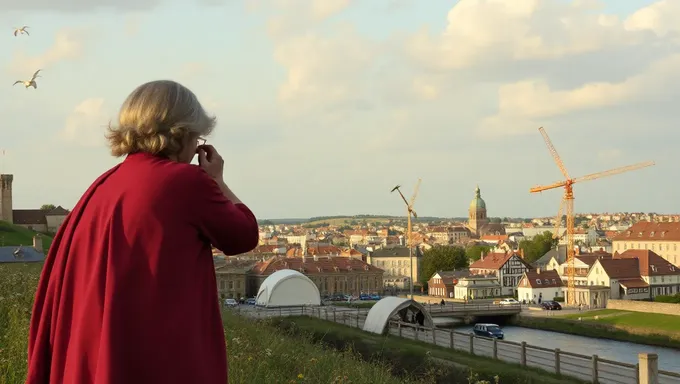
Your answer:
[0,263,508,384]
[513,315,680,350]
[276,316,584,384]
[0,221,53,251]
[560,309,680,333]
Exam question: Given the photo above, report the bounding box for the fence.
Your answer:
[235,305,680,384]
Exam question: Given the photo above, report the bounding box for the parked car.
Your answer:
[369,294,381,300]
[224,299,238,308]
[540,301,562,310]
[499,298,519,305]
[473,323,504,339]
[245,298,256,305]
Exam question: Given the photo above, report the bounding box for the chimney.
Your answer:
[520,248,525,259]
[33,234,43,253]
[313,255,318,262]
[536,268,541,274]
[480,251,485,261]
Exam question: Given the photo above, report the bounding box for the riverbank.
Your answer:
[512,310,680,350]
[276,316,583,384]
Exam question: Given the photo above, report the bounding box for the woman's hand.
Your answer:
[197,145,225,182]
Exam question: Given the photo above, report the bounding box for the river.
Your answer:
[449,322,680,372]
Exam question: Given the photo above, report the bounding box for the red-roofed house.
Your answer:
[517,269,564,303]
[614,249,680,297]
[587,258,649,301]
[469,251,533,296]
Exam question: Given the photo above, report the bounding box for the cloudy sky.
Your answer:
[0,0,678,219]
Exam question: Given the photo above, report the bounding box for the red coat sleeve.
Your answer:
[181,166,259,255]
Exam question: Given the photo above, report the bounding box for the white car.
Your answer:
[499,298,519,305]
[224,298,238,308]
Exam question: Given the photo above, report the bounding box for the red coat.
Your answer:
[26,152,259,384]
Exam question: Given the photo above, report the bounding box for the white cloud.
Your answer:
[598,148,622,161]
[124,13,144,37]
[273,25,379,117]
[479,52,680,137]
[59,98,110,147]
[7,28,89,77]
[624,0,680,37]
[404,0,650,71]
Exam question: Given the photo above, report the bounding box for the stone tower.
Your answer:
[0,174,13,224]
[468,185,488,236]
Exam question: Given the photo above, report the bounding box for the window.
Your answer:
[650,231,655,237]
[552,279,556,284]
[651,265,657,273]
[536,279,542,285]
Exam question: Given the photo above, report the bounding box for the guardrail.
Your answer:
[426,302,522,314]
[234,305,680,384]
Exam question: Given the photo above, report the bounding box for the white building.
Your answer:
[255,269,321,307]
[454,275,502,300]
[517,269,564,303]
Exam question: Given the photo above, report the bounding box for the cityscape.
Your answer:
[2,0,680,383]
[2,173,680,383]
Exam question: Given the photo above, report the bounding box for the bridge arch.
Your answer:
[362,297,433,335]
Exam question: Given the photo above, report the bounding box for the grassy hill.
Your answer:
[0,221,53,251]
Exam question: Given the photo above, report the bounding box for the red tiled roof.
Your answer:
[470,252,518,270]
[614,250,680,276]
[618,278,649,289]
[574,252,612,267]
[520,269,563,288]
[612,222,680,242]
[251,256,384,275]
[597,258,641,279]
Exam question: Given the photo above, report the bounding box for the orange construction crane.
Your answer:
[530,127,654,306]
[391,178,421,300]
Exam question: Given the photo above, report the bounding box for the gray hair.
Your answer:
[106,80,216,157]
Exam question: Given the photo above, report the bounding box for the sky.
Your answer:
[0,0,679,219]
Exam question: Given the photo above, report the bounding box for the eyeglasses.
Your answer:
[197,137,207,146]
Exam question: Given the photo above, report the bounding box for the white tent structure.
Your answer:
[362,297,433,335]
[256,269,321,307]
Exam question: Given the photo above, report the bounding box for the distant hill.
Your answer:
[0,221,53,251]
[259,215,464,226]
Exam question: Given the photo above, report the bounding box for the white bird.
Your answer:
[13,69,41,89]
[13,26,29,36]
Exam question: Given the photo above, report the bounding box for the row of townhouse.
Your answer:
[426,246,680,308]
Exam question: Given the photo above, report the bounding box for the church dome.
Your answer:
[469,185,486,210]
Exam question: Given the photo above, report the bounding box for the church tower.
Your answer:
[0,174,13,224]
[468,185,488,236]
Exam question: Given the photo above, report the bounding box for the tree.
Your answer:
[466,245,491,262]
[40,204,56,211]
[419,246,469,287]
[518,231,557,263]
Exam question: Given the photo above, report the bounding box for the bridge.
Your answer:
[423,302,522,319]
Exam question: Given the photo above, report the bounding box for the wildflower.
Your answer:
[247,356,253,361]
[232,337,241,345]
[297,373,304,379]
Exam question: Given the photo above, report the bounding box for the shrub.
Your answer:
[654,294,680,304]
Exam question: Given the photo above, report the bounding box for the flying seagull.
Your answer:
[13,69,41,89]
[13,26,29,36]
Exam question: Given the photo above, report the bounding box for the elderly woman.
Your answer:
[26,80,258,384]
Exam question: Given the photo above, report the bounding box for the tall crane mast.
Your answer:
[530,127,654,306]
[391,179,421,300]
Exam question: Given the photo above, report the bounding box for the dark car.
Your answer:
[540,301,562,310]
[473,323,504,339]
